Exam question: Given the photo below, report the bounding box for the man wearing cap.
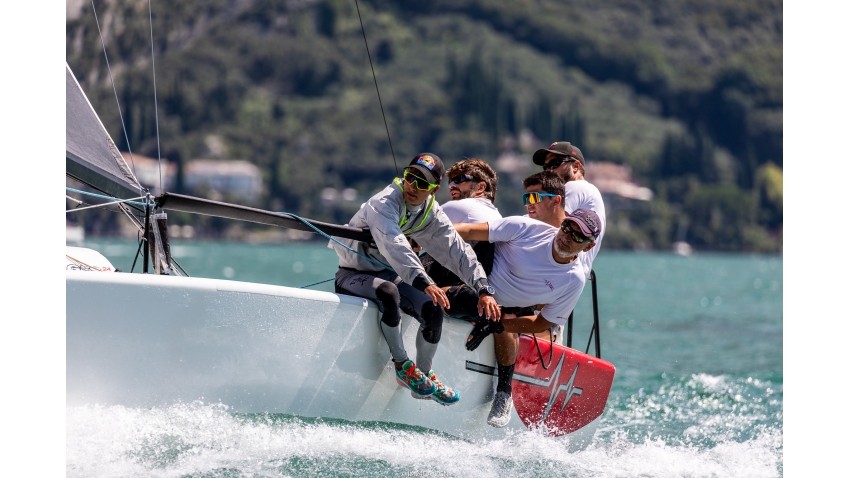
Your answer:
[420,158,502,289]
[332,153,501,407]
[452,206,601,427]
[533,142,606,267]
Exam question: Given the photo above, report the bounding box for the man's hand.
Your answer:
[466,320,504,351]
[477,295,501,321]
[424,284,450,309]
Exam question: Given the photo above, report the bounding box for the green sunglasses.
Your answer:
[403,169,438,191]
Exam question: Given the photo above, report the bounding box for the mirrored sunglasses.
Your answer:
[403,170,438,191]
[522,192,559,205]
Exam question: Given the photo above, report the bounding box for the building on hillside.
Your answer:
[184,159,263,203]
[121,152,176,196]
[584,161,653,202]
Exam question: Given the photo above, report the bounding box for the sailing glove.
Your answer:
[466,320,504,351]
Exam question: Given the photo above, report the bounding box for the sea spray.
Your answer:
[67,400,782,478]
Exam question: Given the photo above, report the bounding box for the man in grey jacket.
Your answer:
[332,153,501,406]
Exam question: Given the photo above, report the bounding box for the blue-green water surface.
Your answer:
[67,239,783,477]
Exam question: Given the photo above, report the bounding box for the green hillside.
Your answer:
[66,0,782,252]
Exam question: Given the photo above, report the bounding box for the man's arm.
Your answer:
[500,312,555,334]
[453,222,490,242]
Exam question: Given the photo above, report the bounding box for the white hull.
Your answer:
[67,271,602,446]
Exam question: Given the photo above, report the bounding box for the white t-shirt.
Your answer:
[442,197,502,224]
[488,216,590,326]
[564,179,605,266]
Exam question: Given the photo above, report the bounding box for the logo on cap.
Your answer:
[580,212,597,229]
[549,142,558,149]
[417,155,436,170]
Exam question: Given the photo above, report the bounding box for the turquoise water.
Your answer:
[67,239,783,477]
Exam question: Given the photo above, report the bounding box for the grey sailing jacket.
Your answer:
[331,180,489,292]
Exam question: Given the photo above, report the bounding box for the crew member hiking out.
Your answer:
[419,158,501,290]
[452,203,602,427]
[331,153,501,406]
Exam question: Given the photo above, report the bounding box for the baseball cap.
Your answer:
[563,208,601,239]
[532,142,585,166]
[407,153,445,184]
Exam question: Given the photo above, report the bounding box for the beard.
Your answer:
[456,188,475,200]
[552,235,576,261]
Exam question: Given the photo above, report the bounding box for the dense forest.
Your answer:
[66,0,782,252]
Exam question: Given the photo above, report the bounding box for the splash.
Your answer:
[67,400,782,478]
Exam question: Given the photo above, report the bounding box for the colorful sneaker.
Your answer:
[395,360,437,397]
[421,370,461,406]
[487,390,513,427]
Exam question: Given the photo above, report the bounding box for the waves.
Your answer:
[67,372,783,478]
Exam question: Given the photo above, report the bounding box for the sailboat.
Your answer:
[66,55,615,448]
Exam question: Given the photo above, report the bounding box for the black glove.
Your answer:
[466,320,504,351]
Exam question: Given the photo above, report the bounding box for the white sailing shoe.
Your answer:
[487,391,513,427]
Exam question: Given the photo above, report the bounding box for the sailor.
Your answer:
[532,141,606,267]
[419,158,502,289]
[332,153,501,406]
[516,170,575,344]
[452,200,601,427]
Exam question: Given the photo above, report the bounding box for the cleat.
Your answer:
[395,360,437,397]
[487,391,513,427]
[421,370,460,406]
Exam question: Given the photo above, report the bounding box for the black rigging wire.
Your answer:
[130,232,144,273]
[353,0,399,177]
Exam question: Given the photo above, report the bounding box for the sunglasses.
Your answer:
[403,170,438,191]
[522,192,559,205]
[543,157,576,171]
[560,219,592,244]
[448,174,477,186]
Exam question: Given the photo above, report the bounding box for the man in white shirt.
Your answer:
[520,171,588,340]
[532,142,606,266]
[442,158,501,223]
[421,158,502,288]
[453,207,602,428]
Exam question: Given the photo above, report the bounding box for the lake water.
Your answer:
[67,239,783,477]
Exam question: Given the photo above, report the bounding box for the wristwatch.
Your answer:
[479,285,495,297]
